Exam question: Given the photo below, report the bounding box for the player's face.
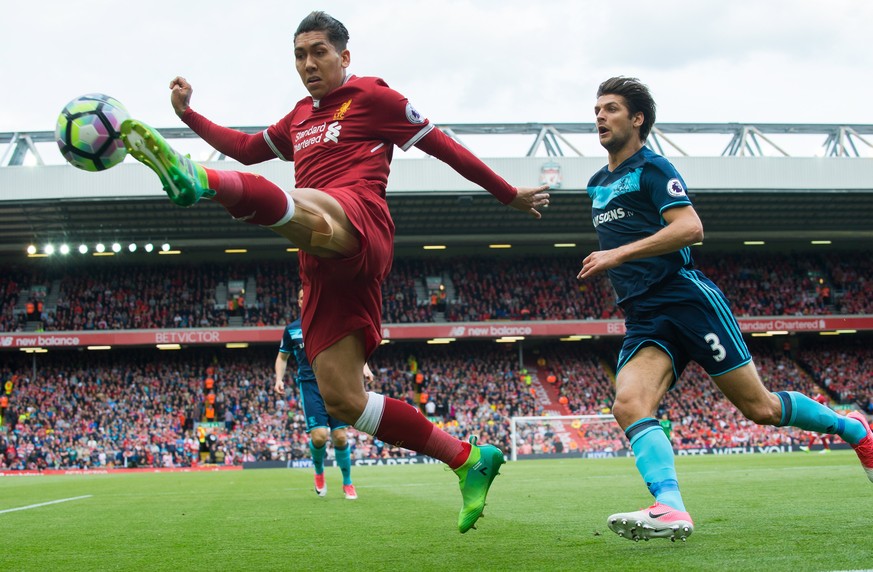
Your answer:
[297,290,304,309]
[294,31,350,100]
[594,94,643,154]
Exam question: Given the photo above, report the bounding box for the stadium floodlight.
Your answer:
[144,243,154,253]
[44,244,55,255]
[78,244,89,254]
[111,242,122,253]
[59,244,70,255]
[128,243,137,252]
[26,245,36,255]
[161,243,170,252]
[96,243,106,253]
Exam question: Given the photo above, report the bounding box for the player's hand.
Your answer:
[169,76,193,118]
[274,379,285,395]
[577,249,623,280]
[509,185,550,219]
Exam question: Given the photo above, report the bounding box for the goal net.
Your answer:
[509,414,623,461]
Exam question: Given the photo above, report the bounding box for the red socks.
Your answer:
[204,168,290,227]
[374,397,471,469]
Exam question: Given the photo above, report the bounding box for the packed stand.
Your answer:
[695,252,836,316]
[658,344,823,450]
[525,339,868,452]
[2,251,872,333]
[444,255,621,321]
[0,343,533,470]
[4,336,871,470]
[796,336,873,410]
[0,348,312,470]
[366,342,536,456]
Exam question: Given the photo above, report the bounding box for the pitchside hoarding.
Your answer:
[1,316,870,350]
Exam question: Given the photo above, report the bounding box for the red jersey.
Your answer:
[264,75,433,193]
[261,76,435,360]
[181,74,517,359]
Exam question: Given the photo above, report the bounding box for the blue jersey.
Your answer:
[587,146,694,305]
[279,319,316,383]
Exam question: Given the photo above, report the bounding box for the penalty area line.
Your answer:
[0,495,93,515]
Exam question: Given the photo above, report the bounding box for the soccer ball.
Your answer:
[55,93,130,171]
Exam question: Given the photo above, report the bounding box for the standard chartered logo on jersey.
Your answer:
[294,122,343,152]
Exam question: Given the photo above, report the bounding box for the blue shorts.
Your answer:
[617,268,752,387]
[298,380,348,433]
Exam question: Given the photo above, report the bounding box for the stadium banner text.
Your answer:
[0,466,242,477]
[244,456,445,470]
[3,445,844,477]
[1,316,870,349]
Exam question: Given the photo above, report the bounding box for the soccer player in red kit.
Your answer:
[119,10,550,533]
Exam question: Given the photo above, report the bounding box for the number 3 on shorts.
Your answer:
[705,333,726,362]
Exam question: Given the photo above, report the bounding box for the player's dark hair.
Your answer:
[597,77,656,142]
[295,11,350,51]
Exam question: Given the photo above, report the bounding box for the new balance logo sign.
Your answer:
[325,121,342,143]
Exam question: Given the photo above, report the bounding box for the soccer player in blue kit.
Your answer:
[275,288,374,500]
[578,76,873,542]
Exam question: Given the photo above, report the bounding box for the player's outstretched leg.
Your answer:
[607,503,694,542]
[847,411,873,482]
[352,392,504,532]
[120,119,215,207]
[454,436,505,533]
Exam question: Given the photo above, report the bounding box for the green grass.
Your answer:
[0,451,869,571]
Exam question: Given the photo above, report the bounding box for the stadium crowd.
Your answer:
[797,338,873,412]
[2,337,870,471]
[1,249,870,470]
[1,251,870,332]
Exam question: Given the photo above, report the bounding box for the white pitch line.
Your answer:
[0,495,93,515]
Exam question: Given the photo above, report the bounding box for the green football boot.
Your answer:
[120,119,215,207]
[454,436,505,533]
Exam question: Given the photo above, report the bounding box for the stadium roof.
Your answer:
[2,123,873,259]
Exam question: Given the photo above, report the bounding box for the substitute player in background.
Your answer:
[275,288,374,500]
[120,10,549,532]
[577,76,873,542]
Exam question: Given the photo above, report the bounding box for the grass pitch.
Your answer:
[1,451,870,572]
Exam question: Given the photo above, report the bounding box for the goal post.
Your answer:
[509,414,619,461]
